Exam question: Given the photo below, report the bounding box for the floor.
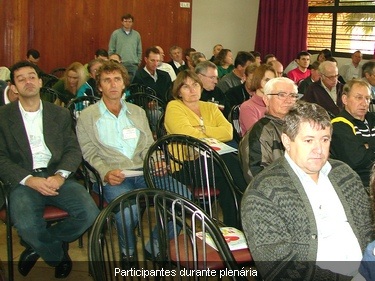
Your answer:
[0,222,93,281]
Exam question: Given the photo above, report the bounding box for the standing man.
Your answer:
[287,51,311,84]
[108,14,142,82]
[132,46,172,102]
[330,79,375,189]
[339,50,363,83]
[302,61,344,117]
[238,77,298,184]
[0,61,99,278]
[241,101,372,280]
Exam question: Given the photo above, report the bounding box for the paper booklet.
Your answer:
[200,138,237,155]
[196,227,248,251]
[121,169,143,177]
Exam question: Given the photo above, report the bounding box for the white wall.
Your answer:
[191,0,259,59]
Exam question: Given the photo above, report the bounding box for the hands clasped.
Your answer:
[26,175,65,196]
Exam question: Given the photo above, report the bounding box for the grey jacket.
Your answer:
[241,157,373,280]
[76,100,154,182]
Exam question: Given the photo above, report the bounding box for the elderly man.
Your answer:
[241,101,372,280]
[155,45,176,82]
[302,60,344,117]
[195,60,230,117]
[361,60,375,98]
[330,79,375,188]
[238,77,298,184]
[339,50,363,83]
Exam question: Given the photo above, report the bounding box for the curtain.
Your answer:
[254,0,308,68]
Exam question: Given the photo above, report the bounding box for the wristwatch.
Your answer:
[55,171,69,179]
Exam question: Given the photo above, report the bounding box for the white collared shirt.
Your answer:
[285,152,362,276]
[321,80,337,104]
[144,67,158,82]
[19,101,52,170]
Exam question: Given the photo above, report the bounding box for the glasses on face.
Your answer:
[200,73,218,81]
[268,92,299,100]
[322,74,339,80]
[181,82,201,92]
[123,20,133,23]
[352,94,371,104]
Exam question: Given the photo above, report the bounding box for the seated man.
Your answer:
[298,61,320,95]
[239,77,298,184]
[76,60,189,261]
[241,101,372,280]
[132,46,172,103]
[361,60,375,98]
[0,61,99,278]
[167,45,185,75]
[302,60,344,117]
[195,60,230,118]
[287,51,311,84]
[217,51,254,93]
[330,79,375,189]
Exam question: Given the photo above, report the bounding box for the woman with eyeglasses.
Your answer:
[164,69,247,228]
[239,64,277,136]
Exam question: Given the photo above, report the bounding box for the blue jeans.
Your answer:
[10,180,99,266]
[94,174,191,255]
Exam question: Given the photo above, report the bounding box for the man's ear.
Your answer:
[263,95,270,107]
[342,94,348,106]
[281,133,291,152]
[10,84,18,94]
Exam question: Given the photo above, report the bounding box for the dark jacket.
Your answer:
[0,101,82,207]
[302,80,344,117]
[132,68,172,103]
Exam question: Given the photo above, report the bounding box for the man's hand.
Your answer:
[153,161,167,176]
[46,174,65,190]
[104,169,126,185]
[25,176,59,196]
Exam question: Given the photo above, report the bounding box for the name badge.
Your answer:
[122,128,137,139]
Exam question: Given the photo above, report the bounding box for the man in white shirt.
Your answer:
[339,50,363,83]
[241,101,372,280]
[155,45,176,81]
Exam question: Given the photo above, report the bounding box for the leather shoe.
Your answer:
[18,248,40,276]
[54,246,72,279]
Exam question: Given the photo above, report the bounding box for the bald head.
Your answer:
[269,60,284,77]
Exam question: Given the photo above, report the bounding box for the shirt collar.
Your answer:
[98,98,129,116]
[18,99,43,115]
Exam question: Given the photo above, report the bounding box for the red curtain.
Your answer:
[254,0,308,68]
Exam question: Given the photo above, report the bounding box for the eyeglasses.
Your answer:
[123,20,133,23]
[200,73,218,80]
[352,95,371,104]
[268,92,299,100]
[322,74,339,80]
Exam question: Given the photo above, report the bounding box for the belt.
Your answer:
[32,168,47,173]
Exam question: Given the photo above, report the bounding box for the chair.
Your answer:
[41,74,59,88]
[39,87,63,103]
[156,112,167,139]
[80,159,107,210]
[50,67,66,78]
[143,134,243,227]
[66,95,100,127]
[88,189,251,281]
[126,92,166,140]
[0,181,71,281]
[127,83,157,97]
[228,105,242,143]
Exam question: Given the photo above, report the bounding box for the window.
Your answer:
[308,0,375,58]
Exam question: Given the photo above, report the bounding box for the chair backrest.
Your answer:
[88,188,247,281]
[156,112,167,139]
[127,83,157,97]
[50,67,66,78]
[126,92,166,140]
[66,95,100,126]
[41,74,59,88]
[228,105,242,143]
[39,87,62,103]
[143,134,242,226]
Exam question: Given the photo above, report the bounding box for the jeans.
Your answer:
[94,174,190,255]
[10,180,99,266]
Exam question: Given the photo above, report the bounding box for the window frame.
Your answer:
[308,1,375,59]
